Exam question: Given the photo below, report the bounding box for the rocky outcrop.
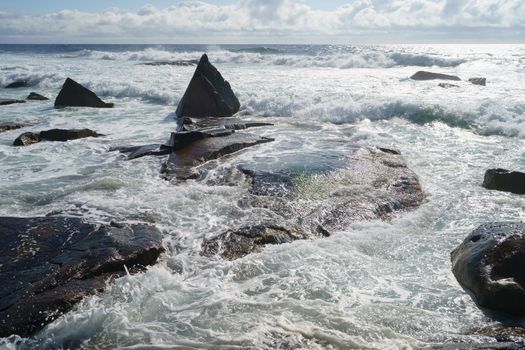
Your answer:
[0,99,26,106]
[55,78,114,108]
[178,117,273,132]
[13,128,104,146]
[5,80,28,88]
[410,71,461,81]
[438,83,459,88]
[0,122,30,133]
[0,216,163,337]
[451,222,525,315]
[175,54,240,118]
[26,92,49,100]
[469,78,486,86]
[482,169,525,195]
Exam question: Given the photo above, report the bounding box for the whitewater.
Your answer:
[0,44,524,349]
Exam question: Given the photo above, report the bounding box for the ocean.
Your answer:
[0,44,524,349]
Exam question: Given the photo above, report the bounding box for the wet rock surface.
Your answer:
[0,216,163,337]
[451,222,525,315]
[0,99,26,106]
[175,54,240,118]
[13,128,104,146]
[141,60,198,66]
[0,122,30,133]
[4,80,28,88]
[410,71,461,81]
[55,78,114,108]
[26,92,49,100]
[482,169,525,194]
[179,116,273,132]
[469,78,487,86]
[438,83,460,88]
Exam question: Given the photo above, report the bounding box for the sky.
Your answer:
[0,0,523,44]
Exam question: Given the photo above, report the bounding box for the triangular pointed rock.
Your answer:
[176,54,240,118]
[55,78,113,108]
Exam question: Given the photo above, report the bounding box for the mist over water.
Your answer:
[0,44,524,349]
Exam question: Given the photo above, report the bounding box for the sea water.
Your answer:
[0,44,524,349]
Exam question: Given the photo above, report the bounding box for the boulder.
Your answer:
[26,92,49,100]
[175,54,240,118]
[438,83,459,88]
[0,216,163,337]
[0,99,26,106]
[410,71,461,81]
[482,169,525,195]
[469,78,486,86]
[451,222,525,315]
[13,128,104,146]
[55,78,114,108]
[0,122,30,133]
[5,80,28,88]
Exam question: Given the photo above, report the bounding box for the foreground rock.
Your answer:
[4,80,28,88]
[0,99,26,106]
[13,128,104,146]
[203,147,425,259]
[482,169,525,194]
[26,92,49,100]
[469,78,486,86]
[410,71,461,81]
[0,216,163,337]
[55,78,114,108]
[178,116,273,132]
[0,122,30,133]
[451,222,525,315]
[176,54,240,118]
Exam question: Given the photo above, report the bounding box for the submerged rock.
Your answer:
[451,222,525,315]
[0,99,26,106]
[179,117,273,132]
[482,169,525,194]
[175,54,240,118]
[469,77,486,86]
[13,128,104,146]
[55,78,114,108]
[0,216,163,337]
[438,83,459,88]
[141,60,198,66]
[0,122,30,133]
[26,92,49,100]
[5,80,28,88]
[410,71,461,81]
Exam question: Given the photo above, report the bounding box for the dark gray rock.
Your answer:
[176,54,240,118]
[26,92,49,100]
[410,71,461,81]
[179,117,273,132]
[239,167,295,198]
[469,78,486,86]
[112,144,171,160]
[451,222,525,315]
[482,169,525,194]
[5,80,28,88]
[0,122,30,133]
[13,128,104,146]
[55,78,113,108]
[0,99,26,106]
[202,224,307,260]
[438,83,460,88]
[0,216,163,337]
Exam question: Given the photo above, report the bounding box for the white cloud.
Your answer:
[0,0,523,43]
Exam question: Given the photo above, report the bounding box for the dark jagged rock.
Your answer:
[377,147,401,155]
[55,78,114,108]
[26,92,49,100]
[239,167,295,198]
[5,80,28,88]
[175,54,240,118]
[13,128,104,146]
[202,224,307,260]
[0,216,163,337]
[451,222,525,315]
[179,117,273,132]
[161,132,274,180]
[438,83,459,88]
[141,60,198,67]
[469,78,486,86]
[0,99,26,106]
[0,122,30,133]
[410,71,461,81]
[482,169,525,194]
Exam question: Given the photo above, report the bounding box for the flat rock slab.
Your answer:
[0,99,26,106]
[112,144,171,160]
[0,216,164,337]
[26,92,49,100]
[483,168,525,194]
[14,128,104,146]
[55,78,113,108]
[451,222,525,315]
[410,71,461,81]
[180,117,273,132]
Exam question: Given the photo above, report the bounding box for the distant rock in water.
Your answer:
[55,78,114,108]
[4,80,28,88]
[0,123,30,133]
[451,222,525,316]
[26,92,49,100]
[482,168,525,194]
[141,60,198,67]
[0,216,163,337]
[410,71,461,81]
[469,77,486,86]
[0,99,26,106]
[176,54,240,118]
[13,128,104,146]
[438,83,459,88]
